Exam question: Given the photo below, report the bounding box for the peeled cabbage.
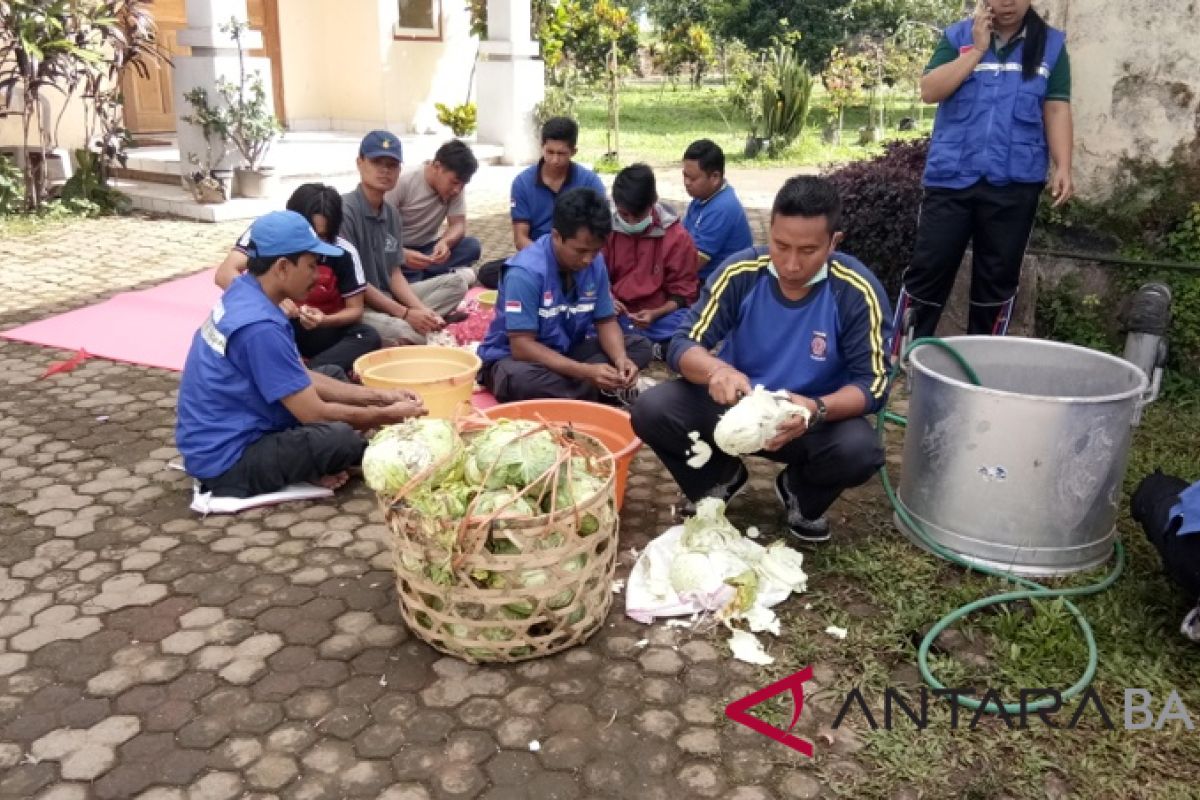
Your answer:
[758,542,808,593]
[680,498,742,552]
[713,386,811,456]
[363,418,463,495]
[728,628,774,665]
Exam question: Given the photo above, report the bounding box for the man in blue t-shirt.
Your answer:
[477,117,607,289]
[632,177,893,545]
[681,139,754,283]
[176,211,426,498]
[478,188,653,403]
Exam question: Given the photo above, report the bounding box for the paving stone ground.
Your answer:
[0,187,849,800]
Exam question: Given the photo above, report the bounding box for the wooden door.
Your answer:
[122,0,188,134]
[247,0,287,125]
[123,0,286,135]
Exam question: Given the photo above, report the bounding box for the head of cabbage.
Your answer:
[543,468,607,535]
[464,420,561,490]
[713,386,811,456]
[471,489,540,519]
[363,418,463,496]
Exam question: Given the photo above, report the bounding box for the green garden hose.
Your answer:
[879,338,1126,714]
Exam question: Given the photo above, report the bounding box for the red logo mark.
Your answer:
[725,665,815,757]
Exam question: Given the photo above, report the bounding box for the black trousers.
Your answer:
[893,180,1043,347]
[630,379,884,519]
[1131,470,1200,599]
[202,422,366,498]
[482,334,653,403]
[292,322,381,374]
[477,258,507,290]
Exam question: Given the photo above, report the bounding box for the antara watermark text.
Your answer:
[832,686,1197,731]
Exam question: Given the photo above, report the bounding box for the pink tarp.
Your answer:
[2,269,221,372]
[2,268,499,407]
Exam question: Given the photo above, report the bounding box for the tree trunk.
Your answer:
[607,41,620,161]
[21,93,39,210]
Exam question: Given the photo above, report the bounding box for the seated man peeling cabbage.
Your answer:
[631,177,892,544]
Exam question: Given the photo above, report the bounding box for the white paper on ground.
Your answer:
[624,524,790,624]
[190,481,333,515]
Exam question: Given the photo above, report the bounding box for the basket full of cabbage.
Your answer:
[364,416,618,663]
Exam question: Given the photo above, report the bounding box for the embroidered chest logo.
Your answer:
[384,233,398,253]
[810,331,828,362]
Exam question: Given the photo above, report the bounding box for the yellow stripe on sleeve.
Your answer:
[688,258,770,341]
[830,262,888,398]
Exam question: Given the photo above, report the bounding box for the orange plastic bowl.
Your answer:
[482,399,643,511]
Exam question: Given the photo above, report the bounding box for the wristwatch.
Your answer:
[809,397,827,428]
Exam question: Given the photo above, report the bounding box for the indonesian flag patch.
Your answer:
[505,300,523,313]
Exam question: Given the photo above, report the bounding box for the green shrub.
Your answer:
[435,102,478,137]
[60,149,131,216]
[824,137,929,297]
[1035,150,1200,260]
[1033,273,1115,354]
[1167,203,1200,264]
[736,46,814,158]
[0,154,23,215]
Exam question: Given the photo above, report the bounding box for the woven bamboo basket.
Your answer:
[386,429,618,663]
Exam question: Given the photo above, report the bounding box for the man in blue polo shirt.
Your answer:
[681,139,754,283]
[176,211,426,498]
[478,117,607,289]
[478,188,653,403]
[632,177,892,545]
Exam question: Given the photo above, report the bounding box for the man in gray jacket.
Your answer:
[341,130,468,345]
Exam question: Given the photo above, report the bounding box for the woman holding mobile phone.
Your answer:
[892,0,1073,347]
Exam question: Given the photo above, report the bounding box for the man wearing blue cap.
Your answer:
[341,130,469,345]
[177,210,427,498]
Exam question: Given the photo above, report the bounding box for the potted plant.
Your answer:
[182,151,228,204]
[435,102,477,138]
[221,18,281,197]
[181,18,281,199]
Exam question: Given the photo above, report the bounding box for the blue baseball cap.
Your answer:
[359,129,403,162]
[247,211,343,260]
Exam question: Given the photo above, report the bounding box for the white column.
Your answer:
[173,0,273,181]
[475,0,544,165]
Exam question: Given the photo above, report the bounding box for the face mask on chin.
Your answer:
[614,212,653,235]
[769,260,829,287]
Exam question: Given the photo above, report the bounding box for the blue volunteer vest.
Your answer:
[477,238,608,364]
[923,19,1066,189]
[176,274,300,478]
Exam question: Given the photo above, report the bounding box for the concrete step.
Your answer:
[115,159,524,222]
[119,131,504,185]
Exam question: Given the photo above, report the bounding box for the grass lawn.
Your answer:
[573,81,934,171]
[723,374,1200,798]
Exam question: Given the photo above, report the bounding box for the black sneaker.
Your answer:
[679,462,750,518]
[600,376,657,409]
[774,471,831,544]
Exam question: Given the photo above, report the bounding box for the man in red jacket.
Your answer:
[602,163,699,356]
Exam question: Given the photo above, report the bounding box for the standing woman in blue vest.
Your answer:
[892,0,1073,345]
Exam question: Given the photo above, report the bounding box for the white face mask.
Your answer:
[613,213,653,235]
[769,260,829,287]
